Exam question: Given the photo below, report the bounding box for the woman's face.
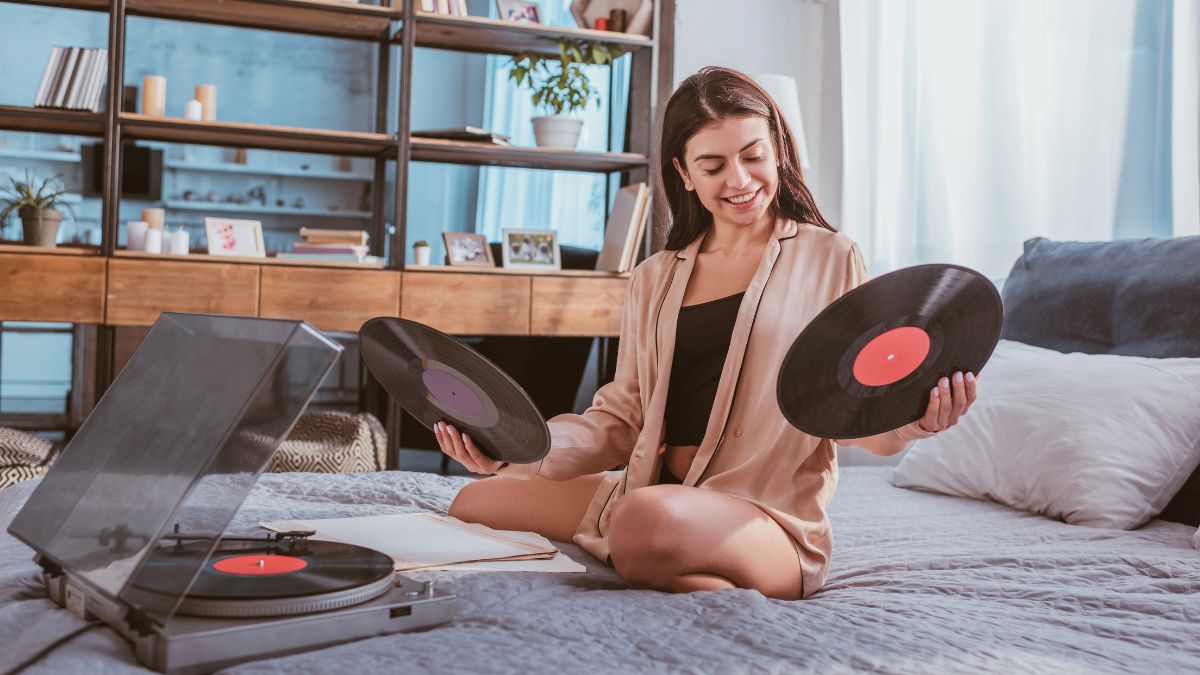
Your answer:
[673,115,779,229]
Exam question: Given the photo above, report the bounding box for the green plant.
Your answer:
[413,240,429,247]
[507,40,621,116]
[0,171,75,229]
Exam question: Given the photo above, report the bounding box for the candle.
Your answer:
[144,228,163,254]
[142,75,166,117]
[183,99,203,121]
[170,229,190,255]
[127,220,148,251]
[195,84,217,121]
[141,207,164,231]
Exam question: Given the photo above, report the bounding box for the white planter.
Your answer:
[413,245,431,266]
[532,115,584,149]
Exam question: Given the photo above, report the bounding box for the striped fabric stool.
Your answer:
[269,411,387,473]
[0,427,54,490]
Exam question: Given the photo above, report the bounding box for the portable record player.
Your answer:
[6,314,455,675]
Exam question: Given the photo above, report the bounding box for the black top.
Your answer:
[663,291,744,447]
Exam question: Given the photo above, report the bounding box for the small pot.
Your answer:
[532,115,584,149]
[18,207,62,247]
[413,245,431,266]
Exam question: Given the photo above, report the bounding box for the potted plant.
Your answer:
[412,239,431,266]
[0,172,74,248]
[508,40,620,149]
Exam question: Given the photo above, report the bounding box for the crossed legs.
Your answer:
[449,474,803,600]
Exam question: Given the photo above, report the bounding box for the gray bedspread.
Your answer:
[1,467,1197,674]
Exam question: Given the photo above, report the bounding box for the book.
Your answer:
[595,182,647,272]
[275,252,385,264]
[292,243,369,255]
[620,191,651,273]
[298,227,369,246]
[412,126,510,146]
[34,47,63,108]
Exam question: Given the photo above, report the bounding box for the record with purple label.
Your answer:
[359,317,550,464]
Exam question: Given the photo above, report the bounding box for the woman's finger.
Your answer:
[920,386,940,432]
[461,433,504,474]
[436,421,469,468]
[946,372,967,427]
[443,423,481,473]
[936,377,952,429]
[963,371,978,412]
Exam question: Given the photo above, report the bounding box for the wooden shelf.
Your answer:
[163,200,373,219]
[0,243,101,256]
[410,137,646,172]
[120,114,397,157]
[0,105,105,137]
[163,159,371,181]
[2,0,108,13]
[125,0,401,41]
[404,264,628,278]
[114,249,386,269]
[410,13,653,57]
[0,149,82,162]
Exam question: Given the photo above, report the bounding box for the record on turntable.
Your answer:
[777,264,1002,439]
[359,317,550,465]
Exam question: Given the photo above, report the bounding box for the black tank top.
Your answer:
[663,291,744,447]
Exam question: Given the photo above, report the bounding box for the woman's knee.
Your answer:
[448,477,491,522]
[608,487,692,583]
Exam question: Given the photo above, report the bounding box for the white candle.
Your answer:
[170,229,190,255]
[144,228,163,254]
[195,84,217,121]
[142,75,166,117]
[141,207,164,230]
[127,220,148,251]
[183,99,203,121]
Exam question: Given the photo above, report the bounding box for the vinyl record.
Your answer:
[134,539,394,601]
[777,264,1002,439]
[359,317,550,465]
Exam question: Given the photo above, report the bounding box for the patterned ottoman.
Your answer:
[0,427,54,490]
[269,411,387,473]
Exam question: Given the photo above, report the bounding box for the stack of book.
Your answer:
[412,126,510,146]
[276,228,384,264]
[595,182,651,273]
[34,47,108,112]
[418,0,470,16]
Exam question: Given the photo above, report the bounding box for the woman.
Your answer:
[440,67,977,600]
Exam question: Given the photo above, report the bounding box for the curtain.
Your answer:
[475,0,630,251]
[839,0,1191,279]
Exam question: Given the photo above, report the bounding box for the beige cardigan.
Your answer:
[500,218,904,597]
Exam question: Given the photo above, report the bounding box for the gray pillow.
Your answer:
[1001,236,1200,525]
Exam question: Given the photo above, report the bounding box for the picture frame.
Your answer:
[205,217,265,258]
[501,228,560,271]
[443,231,495,267]
[496,0,541,24]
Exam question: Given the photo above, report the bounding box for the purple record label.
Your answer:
[419,359,500,427]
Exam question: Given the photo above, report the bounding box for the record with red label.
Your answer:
[359,317,551,465]
[777,264,1002,439]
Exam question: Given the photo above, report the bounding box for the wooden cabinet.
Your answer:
[401,271,530,335]
[0,252,106,323]
[260,266,400,333]
[531,276,627,337]
[106,259,259,326]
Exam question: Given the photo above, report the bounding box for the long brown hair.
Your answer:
[658,67,835,251]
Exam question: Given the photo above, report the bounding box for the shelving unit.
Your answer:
[162,200,373,219]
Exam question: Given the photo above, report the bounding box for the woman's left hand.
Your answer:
[915,370,978,433]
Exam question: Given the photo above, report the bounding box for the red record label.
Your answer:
[852,326,931,387]
[212,554,308,576]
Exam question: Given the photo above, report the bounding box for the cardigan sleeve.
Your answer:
[496,270,644,480]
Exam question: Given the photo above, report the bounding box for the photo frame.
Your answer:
[502,228,560,271]
[205,217,265,258]
[443,231,495,267]
[496,0,541,24]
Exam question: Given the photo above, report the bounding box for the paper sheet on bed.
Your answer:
[260,512,585,573]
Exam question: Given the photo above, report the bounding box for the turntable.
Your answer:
[6,314,455,674]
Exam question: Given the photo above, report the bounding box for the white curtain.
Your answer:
[475,1,630,251]
[839,0,1192,279]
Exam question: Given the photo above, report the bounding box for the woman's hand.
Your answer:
[914,370,978,434]
[433,421,505,475]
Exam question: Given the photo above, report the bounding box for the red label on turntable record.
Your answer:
[212,554,308,576]
[852,326,930,387]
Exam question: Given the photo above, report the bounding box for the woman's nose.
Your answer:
[726,161,752,189]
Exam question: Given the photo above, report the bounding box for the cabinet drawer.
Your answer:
[531,276,627,336]
[107,259,259,326]
[260,267,400,333]
[401,271,529,335]
[0,253,106,323]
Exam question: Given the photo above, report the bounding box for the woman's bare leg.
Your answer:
[606,485,804,600]
[448,473,607,543]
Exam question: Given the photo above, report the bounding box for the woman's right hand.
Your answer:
[433,420,505,475]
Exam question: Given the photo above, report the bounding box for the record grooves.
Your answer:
[777,264,1002,439]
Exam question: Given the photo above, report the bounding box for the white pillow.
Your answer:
[893,340,1200,529]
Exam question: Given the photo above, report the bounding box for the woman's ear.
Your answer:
[671,157,694,192]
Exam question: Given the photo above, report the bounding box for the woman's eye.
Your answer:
[745,155,765,163]
[702,167,722,175]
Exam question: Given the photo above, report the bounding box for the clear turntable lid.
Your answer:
[7,313,342,622]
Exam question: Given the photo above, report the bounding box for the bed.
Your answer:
[2,235,1199,673]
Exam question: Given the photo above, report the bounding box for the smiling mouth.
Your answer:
[721,189,760,206]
